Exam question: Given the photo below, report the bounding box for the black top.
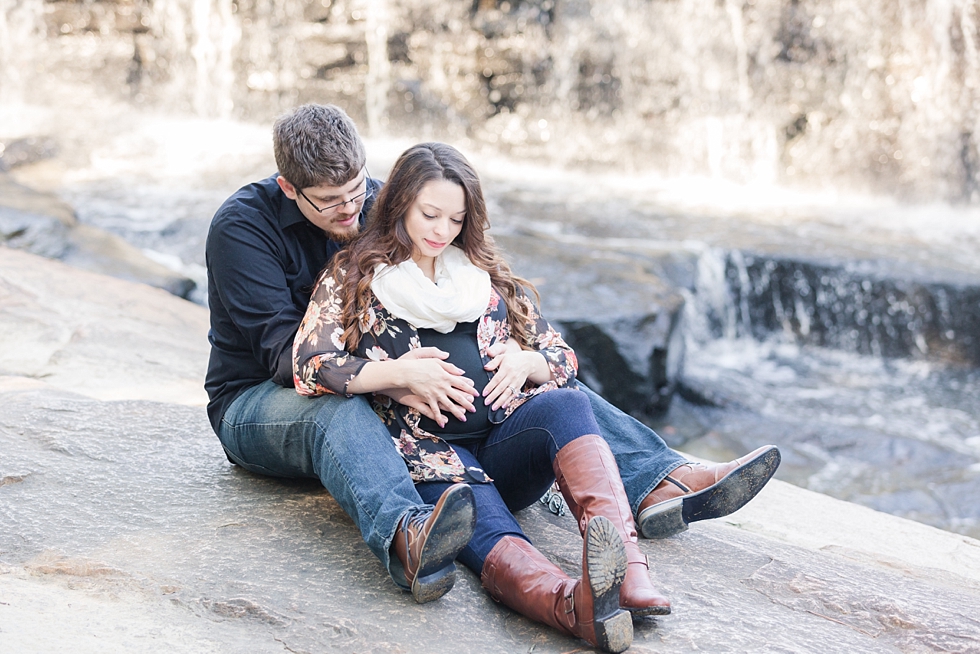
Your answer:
[416,320,493,440]
[204,173,382,432]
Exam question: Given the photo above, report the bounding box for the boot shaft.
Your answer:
[552,434,637,543]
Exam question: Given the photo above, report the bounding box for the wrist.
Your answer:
[527,351,553,384]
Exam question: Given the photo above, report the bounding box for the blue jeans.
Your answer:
[577,383,687,516]
[217,380,684,586]
[216,379,424,589]
[416,388,598,573]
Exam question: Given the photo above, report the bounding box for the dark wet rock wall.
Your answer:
[495,230,689,419]
[710,251,980,366]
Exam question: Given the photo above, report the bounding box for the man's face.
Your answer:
[277,170,368,242]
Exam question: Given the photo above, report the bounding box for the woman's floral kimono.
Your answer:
[293,271,579,484]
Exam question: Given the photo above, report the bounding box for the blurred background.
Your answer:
[2,0,979,540]
[11,0,980,195]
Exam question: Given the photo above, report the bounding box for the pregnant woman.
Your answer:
[293,142,670,652]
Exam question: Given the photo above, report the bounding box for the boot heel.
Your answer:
[586,517,632,653]
[412,564,457,604]
[594,610,634,654]
[638,496,686,539]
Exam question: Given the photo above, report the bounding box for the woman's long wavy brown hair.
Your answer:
[326,142,539,351]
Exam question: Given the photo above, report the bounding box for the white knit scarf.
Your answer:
[370,245,491,333]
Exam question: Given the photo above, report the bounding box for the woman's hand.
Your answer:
[371,348,479,427]
[482,340,553,411]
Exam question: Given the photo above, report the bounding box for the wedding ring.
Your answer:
[508,386,519,396]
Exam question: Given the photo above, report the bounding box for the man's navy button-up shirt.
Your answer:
[204,173,381,432]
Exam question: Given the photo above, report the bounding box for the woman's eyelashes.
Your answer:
[423,212,464,225]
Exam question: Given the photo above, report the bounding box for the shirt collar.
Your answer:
[278,187,311,230]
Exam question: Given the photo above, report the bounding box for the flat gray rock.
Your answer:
[3,388,980,653]
[2,251,980,653]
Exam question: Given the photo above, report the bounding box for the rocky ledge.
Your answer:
[0,171,195,299]
[2,246,979,653]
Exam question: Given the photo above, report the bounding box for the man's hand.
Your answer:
[482,340,552,411]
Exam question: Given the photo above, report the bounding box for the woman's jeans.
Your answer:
[416,388,604,573]
[216,379,423,588]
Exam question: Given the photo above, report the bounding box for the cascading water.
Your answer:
[0,0,44,106]
[8,0,980,200]
[680,246,980,539]
[687,248,980,364]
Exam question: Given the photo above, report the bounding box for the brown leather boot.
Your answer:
[392,483,476,604]
[481,517,632,653]
[553,434,671,616]
[637,445,781,539]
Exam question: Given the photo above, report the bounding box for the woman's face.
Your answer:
[404,178,466,267]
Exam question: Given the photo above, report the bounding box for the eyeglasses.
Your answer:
[296,169,374,215]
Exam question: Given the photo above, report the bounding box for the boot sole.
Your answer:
[638,446,781,539]
[627,604,671,617]
[586,517,633,653]
[411,484,477,603]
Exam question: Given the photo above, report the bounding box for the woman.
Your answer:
[293,142,668,653]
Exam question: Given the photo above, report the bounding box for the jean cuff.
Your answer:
[631,460,687,517]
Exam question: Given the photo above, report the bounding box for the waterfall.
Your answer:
[364,0,390,136]
[9,0,980,201]
[151,0,238,117]
[686,247,738,343]
[725,0,752,112]
[685,247,980,365]
[0,0,44,106]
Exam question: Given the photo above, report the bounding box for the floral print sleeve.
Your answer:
[292,271,368,397]
[516,289,578,387]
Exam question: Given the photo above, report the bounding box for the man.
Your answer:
[205,103,779,611]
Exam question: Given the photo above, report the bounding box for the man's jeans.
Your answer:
[577,383,687,516]
[216,379,422,588]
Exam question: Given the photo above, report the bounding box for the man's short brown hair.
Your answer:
[273,104,366,190]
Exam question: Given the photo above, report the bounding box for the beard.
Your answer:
[324,221,361,243]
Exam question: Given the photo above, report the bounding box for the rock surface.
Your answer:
[2,248,980,653]
[0,247,207,405]
[495,229,690,417]
[1,173,196,298]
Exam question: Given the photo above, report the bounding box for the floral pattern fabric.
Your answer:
[293,271,579,484]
